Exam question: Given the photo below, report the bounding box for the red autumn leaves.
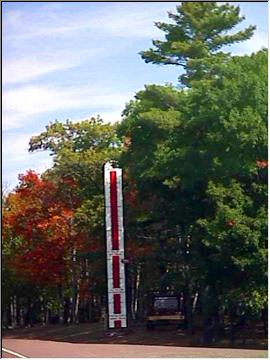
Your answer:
[226,219,236,227]
[256,159,268,169]
[3,171,80,286]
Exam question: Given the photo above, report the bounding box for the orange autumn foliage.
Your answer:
[3,170,82,286]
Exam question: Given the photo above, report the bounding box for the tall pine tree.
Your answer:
[140,2,255,86]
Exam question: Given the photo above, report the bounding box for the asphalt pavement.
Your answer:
[2,339,268,358]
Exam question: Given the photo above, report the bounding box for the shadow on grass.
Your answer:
[2,322,268,350]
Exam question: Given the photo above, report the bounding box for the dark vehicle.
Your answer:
[146,293,185,329]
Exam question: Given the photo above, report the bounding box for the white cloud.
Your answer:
[3,4,166,89]
[3,9,22,27]
[2,113,25,132]
[98,109,124,124]
[2,84,132,130]
[88,6,168,39]
[3,155,53,190]
[4,3,170,41]
[236,30,268,54]
[2,132,31,161]
[3,56,83,84]
[3,58,72,85]
[3,131,52,169]
[28,155,53,175]
[2,48,103,85]
[223,29,268,56]
[72,109,125,125]
[3,130,54,189]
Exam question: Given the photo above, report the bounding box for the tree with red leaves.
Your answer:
[3,171,78,287]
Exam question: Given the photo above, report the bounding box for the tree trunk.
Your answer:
[125,263,133,322]
[39,296,46,325]
[7,301,12,328]
[58,285,65,325]
[74,289,80,324]
[138,265,146,322]
[129,267,136,321]
[134,264,141,321]
[19,305,24,327]
[63,298,71,324]
[45,306,50,325]
[184,286,194,334]
[88,297,94,321]
[71,248,78,323]
[27,297,34,327]
[10,296,17,328]
[262,307,268,336]
[229,305,236,345]
[3,306,9,329]
[16,299,21,327]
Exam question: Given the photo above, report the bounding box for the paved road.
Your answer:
[2,350,18,358]
[2,339,268,358]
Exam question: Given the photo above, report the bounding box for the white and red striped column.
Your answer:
[104,162,127,328]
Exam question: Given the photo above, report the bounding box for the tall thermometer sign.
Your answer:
[104,162,127,328]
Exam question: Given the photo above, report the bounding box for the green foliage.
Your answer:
[119,84,184,185]
[198,179,267,308]
[29,116,120,154]
[140,2,255,85]
[30,116,120,234]
[119,49,267,312]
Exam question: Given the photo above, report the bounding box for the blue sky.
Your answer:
[3,1,268,191]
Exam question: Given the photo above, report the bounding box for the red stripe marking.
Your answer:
[112,256,120,288]
[114,320,122,328]
[114,294,121,314]
[110,171,119,250]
